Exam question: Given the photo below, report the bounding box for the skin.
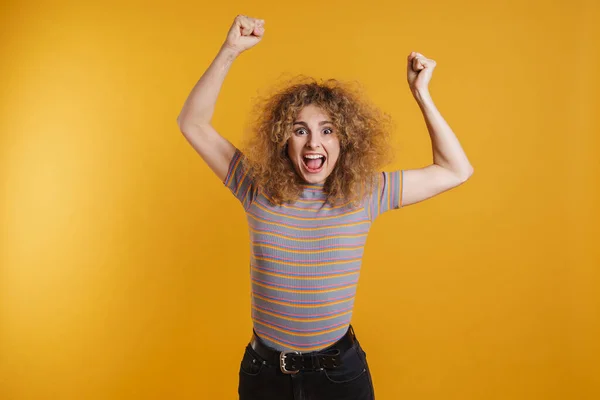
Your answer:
[179,14,473,207]
[286,104,341,184]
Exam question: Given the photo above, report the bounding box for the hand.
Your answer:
[407,52,436,95]
[222,15,265,56]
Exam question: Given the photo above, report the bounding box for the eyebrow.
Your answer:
[292,121,333,126]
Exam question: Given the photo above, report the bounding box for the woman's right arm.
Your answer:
[176,15,265,182]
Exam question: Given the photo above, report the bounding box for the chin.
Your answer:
[302,168,333,183]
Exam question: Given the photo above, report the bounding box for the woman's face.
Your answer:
[286,104,341,184]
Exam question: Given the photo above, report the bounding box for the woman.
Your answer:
[177,15,473,400]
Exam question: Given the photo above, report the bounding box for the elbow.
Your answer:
[177,118,193,136]
[177,117,198,134]
[177,114,210,133]
[176,114,186,130]
[459,165,474,182]
[176,114,193,130]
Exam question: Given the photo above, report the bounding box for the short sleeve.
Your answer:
[223,149,256,210]
[367,170,404,221]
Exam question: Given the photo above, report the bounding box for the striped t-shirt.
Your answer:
[224,149,403,352]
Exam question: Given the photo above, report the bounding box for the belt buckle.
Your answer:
[280,351,300,374]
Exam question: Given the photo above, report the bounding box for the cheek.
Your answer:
[327,139,341,160]
[286,140,300,160]
[326,151,340,170]
[330,153,340,166]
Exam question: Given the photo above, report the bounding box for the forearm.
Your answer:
[177,45,240,128]
[414,89,474,180]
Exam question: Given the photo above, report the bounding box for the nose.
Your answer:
[306,132,321,149]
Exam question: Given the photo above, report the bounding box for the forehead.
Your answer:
[295,104,331,122]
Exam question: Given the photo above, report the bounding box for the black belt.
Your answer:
[249,326,356,374]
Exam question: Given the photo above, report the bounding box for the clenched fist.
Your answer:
[223,15,265,56]
[407,51,436,94]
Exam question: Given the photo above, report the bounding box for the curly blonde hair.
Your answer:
[242,76,394,206]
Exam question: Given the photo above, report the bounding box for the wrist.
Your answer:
[219,43,241,59]
[413,88,432,106]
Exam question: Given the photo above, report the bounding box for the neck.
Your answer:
[301,181,325,187]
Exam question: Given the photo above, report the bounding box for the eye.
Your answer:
[323,127,333,135]
[295,128,308,135]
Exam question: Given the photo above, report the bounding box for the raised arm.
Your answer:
[176,15,265,182]
[401,52,474,207]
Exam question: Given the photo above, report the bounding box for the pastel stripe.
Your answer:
[223,149,402,352]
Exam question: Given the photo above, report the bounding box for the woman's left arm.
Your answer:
[400,52,474,207]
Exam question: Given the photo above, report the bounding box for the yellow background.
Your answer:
[1,0,599,398]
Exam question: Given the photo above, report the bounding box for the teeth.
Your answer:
[304,154,324,159]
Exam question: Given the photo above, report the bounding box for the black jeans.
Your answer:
[238,328,375,400]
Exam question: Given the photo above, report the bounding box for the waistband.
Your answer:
[249,326,357,374]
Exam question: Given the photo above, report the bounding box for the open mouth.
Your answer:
[302,154,326,173]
